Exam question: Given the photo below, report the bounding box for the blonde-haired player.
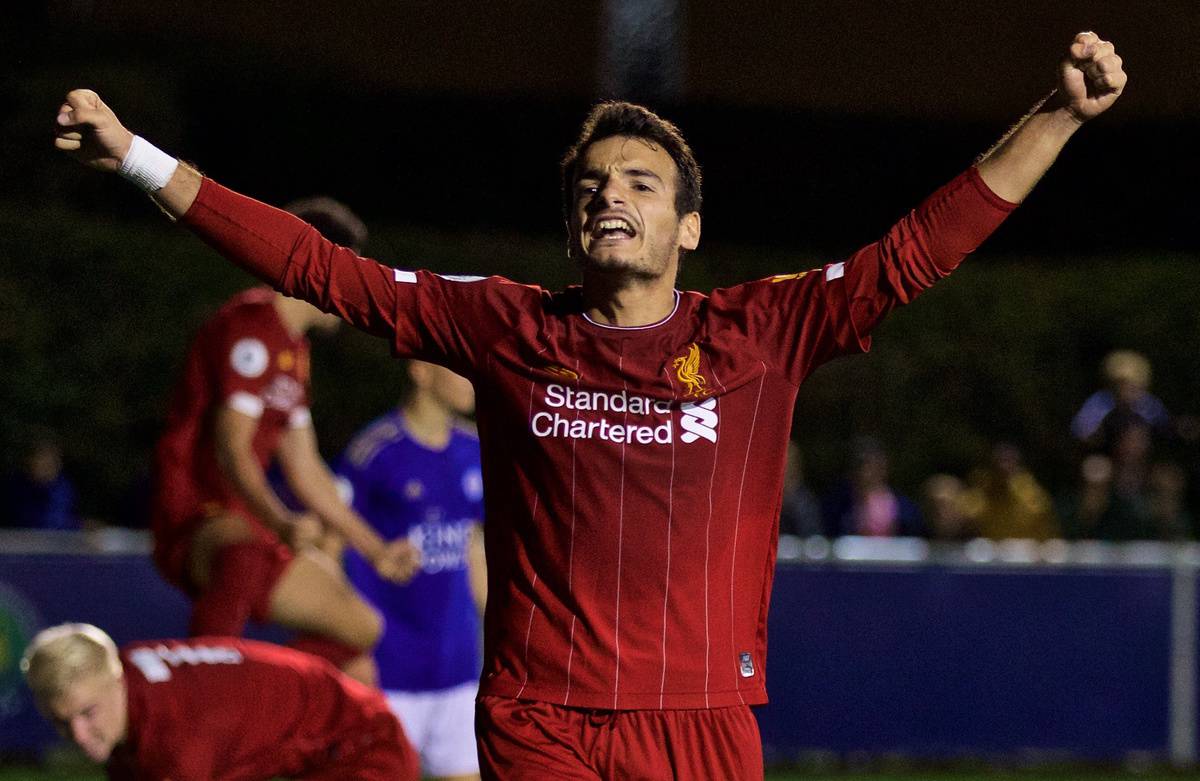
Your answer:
[22,623,418,780]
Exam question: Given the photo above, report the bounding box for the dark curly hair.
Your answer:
[282,196,368,253]
[560,101,702,222]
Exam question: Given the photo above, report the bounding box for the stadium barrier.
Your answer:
[1,530,1196,765]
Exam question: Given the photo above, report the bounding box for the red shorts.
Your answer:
[304,719,420,781]
[476,696,763,780]
[153,503,292,621]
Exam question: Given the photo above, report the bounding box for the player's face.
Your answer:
[46,672,127,762]
[414,361,476,416]
[569,135,700,281]
[432,365,476,416]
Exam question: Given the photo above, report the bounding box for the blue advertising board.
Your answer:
[0,532,1192,763]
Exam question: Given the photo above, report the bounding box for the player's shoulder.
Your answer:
[120,637,250,686]
[343,411,407,470]
[450,418,479,443]
[216,286,276,319]
[121,636,249,660]
[701,265,833,310]
[407,271,560,335]
[201,287,280,343]
[413,270,546,300]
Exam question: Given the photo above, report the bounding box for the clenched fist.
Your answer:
[55,89,134,171]
[372,538,422,585]
[1058,32,1127,123]
[281,512,325,552]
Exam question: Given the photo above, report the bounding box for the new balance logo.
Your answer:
[679,397,718,444]
[544,365,580,380]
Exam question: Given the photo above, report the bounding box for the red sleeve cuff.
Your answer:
[965,165,1020,213]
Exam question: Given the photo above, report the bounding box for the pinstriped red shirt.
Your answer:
[109,638,406,780]
[183,167,1015,709]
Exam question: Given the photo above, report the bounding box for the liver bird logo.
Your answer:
[672,343,712,399]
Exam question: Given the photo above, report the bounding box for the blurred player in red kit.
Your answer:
[54,31,1125,779]
[21,623,419,781]
[150,197,419,684]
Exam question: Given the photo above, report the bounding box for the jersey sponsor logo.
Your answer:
[544,364,580,380]
[672,343,713,400]
[528,382,721,447]
[409,515,475,574]
[531,383,674,445]
[771,271,809,283]
[679,397,719,443]
[462,468,483,502]
[128,644,244,683]
[738,651,755,678]
[532,410,673,445]
[262,375,304,411]
[230,338,269,378]
[543,384,672,416]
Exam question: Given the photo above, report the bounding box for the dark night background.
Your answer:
[1,1,1196,522]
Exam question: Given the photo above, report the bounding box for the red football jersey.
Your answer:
[151,287,311,540]
[107,638,410,781]
[183,168,1015,709]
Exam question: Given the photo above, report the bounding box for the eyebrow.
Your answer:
[626,168,664,183]
[577,167,665,183]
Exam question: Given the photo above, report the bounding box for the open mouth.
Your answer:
[591,217,637,240]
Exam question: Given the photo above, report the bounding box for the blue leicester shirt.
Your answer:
[337,411,484,692]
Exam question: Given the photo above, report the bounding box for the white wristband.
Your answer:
[118,135,179,192]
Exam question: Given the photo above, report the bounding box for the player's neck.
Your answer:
[271,295,312,338]
[400,396,454,450]
[581,272,677,327]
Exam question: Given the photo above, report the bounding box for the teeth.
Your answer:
[596,218,633,234]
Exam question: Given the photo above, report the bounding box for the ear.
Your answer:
[678,211,701,251]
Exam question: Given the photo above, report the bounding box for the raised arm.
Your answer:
[55,89,417,347]
[976,32,1126,202]
[55,89,201,217]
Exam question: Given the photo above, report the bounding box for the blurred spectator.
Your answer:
[2,436,81,530]
[1058,452,1154,541]
[779,441,823,537]
[921,473,974,541]
[1058,454,1115,539]
[822,436,922,537]
[961,442,1060,540]
[1146,461,1193,540]
[1071,349,1172,450]
[1110,418,1153,498]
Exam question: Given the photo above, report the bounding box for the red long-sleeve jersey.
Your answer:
[182,167,1014,709]
[107,638,414,780]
